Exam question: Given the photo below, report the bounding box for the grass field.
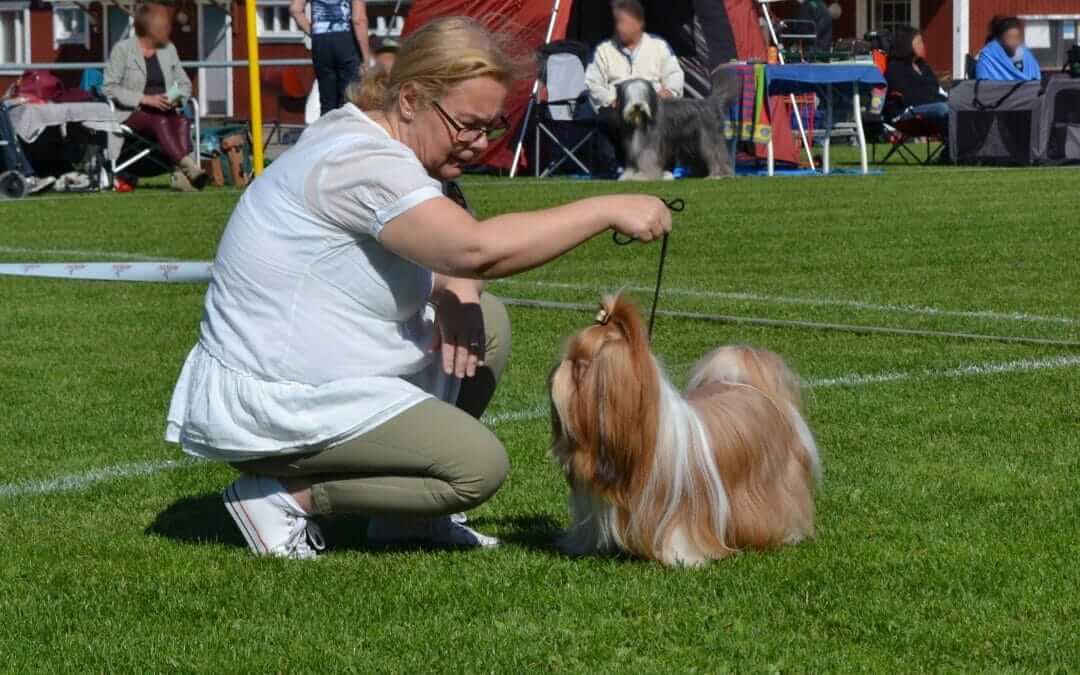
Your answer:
[2,156,1079,671]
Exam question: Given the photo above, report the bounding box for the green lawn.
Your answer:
[2,157,1079,671]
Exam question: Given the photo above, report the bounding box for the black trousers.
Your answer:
[594,106,625,171]
[312,31,362,116]
[0,103,35,177]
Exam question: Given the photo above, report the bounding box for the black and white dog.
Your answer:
[616,68,741,180]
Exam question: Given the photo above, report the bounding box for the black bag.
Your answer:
[1066,45,1080,79]
[948,80,1043,166]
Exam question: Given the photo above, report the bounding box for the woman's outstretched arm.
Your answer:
[379,194,672,280]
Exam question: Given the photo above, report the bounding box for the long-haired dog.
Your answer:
[617,67,741,181]
[549,296,822,567]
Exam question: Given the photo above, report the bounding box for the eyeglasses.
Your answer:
[431,101,510,144]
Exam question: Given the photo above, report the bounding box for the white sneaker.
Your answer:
[366,513,500,549]
[26,176,55,194]
[223,474,325,560]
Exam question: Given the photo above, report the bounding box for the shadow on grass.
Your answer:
[470,513,565,555]
[146,495,569,558]
[145,492,246,548]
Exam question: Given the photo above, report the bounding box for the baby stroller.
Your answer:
[0,101,32,199]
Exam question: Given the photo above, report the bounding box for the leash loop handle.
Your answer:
[612,197,684,245]
[609,196,684,340]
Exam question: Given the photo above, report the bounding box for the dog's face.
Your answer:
[549,295,659,495]
[616,79,658,128]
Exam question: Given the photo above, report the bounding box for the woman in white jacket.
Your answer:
[585,0,684,173]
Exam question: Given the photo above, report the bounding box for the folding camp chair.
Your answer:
[106,97,200,181]
[876,116,945,164]
[534,49,597,178]
[874,90,946,165]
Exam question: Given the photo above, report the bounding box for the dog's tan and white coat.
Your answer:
[549,296,821,566]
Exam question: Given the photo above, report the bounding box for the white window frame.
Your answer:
[857,0,920,37]
[53,3,91,49]
[0,1,31,65]
[256,1,304,43]
[197,2,234,117]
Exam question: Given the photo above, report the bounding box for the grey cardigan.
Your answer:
[103,37,191,119]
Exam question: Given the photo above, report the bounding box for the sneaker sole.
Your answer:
[223,483,270,556]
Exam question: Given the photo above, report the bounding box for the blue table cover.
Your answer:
[765,64,886,95]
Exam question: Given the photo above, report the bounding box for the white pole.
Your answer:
[952,0,970,79]
[853,84,868,174]
[822,83,832,174]
[758,1,816,171]
[509,0,561,177]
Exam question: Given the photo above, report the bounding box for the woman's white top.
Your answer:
[166,104,456,461]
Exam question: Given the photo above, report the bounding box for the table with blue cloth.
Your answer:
[764,63,886,175]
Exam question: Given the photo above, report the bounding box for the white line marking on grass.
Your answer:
[481,354,1080,427]
[806,354,1080,388]
[495,279,1080,326]
[5,355,1079,500]
[484,406,549,426]
[0,458,199,499]
[0,245,174,261]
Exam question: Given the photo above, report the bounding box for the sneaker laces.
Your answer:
[282,516,326,560]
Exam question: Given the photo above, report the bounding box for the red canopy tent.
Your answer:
[402,0,802,171]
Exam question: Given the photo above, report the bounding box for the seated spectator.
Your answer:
[883,26,948,125]
[586,0,684,174]
[103,3,208,191]
[975,16,1041,82]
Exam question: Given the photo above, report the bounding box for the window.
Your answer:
[256,1,303,42]
[1021,16,1080,71]
[0,2,30,64]
[53,4,90,48]
[870,0,917,34]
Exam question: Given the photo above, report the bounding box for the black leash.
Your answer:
[613,197,684,340]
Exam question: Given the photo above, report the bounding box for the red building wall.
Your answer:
[921,0,953,76]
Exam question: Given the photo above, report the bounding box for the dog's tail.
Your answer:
[708,66,742,109]
[687,345,822,484]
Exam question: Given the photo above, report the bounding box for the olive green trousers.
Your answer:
[232,293,511,517]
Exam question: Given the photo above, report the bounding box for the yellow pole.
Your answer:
[244,0,265,175]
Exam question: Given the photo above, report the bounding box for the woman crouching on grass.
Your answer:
[165,16,672,559]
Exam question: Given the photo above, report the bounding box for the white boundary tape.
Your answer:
[0,261,213,283]
[3,354,1078,501]
[495,279,1080,326]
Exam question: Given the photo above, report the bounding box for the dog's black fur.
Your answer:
[616,68,741,180]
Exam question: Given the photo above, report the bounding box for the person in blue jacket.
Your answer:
[975,16,1042,82]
